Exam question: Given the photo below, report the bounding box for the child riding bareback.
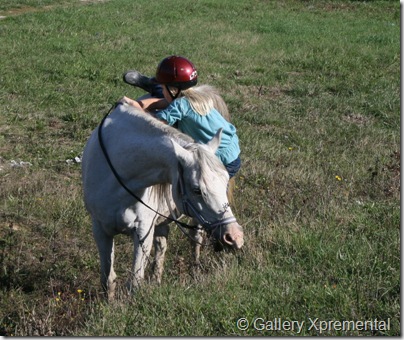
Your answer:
[120,55,241,179]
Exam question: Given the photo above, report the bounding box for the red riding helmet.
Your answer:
[152,55,198,90]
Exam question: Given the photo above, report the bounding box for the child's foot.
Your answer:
[123,70,154,93]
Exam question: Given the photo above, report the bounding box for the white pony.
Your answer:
[81,102,243,300]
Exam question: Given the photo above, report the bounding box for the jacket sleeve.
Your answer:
[154,99,186,126]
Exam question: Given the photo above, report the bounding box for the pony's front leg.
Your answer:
[189,219,205,267]
[189,226,205,280]
[152,222,170,284]
[92,221,117,301]
[127,221,155,292]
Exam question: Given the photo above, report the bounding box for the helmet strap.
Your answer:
[166,85,181,100]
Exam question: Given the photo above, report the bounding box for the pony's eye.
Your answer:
[193,187,202,196]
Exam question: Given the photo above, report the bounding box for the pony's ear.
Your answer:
[206,128,222,153]
[171,140,193,167]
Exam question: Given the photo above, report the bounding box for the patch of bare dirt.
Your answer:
[0,0,110,19]
[383,150,400,198]
[343,113,372,126]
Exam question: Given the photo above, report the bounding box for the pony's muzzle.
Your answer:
[223,229,244,249]
[223,223,244,249]
[212,222,244,250]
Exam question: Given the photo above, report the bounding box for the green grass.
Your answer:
[0,0,400,336]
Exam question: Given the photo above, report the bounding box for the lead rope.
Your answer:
[98,104,156,282]
[98,103,234,251]
[97,103,199,286]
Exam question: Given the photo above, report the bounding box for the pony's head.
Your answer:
[171,129,244,250]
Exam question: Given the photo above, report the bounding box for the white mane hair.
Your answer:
[122,106,225,173]
[183,143,228,197]
[123,104,194,147]
[120,104,227,205]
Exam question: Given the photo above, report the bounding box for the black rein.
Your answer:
[97,104,200,232]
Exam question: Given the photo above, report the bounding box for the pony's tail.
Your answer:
[227,177,235,206]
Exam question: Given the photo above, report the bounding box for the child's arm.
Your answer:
[118,96,168,124]
[138,98,169,111]
[118,96,168,111]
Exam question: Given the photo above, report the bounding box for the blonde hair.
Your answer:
[181,85,231,122]
[181,85,236,202]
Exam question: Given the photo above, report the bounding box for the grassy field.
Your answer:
[0,0,400,336]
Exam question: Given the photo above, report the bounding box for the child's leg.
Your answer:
[151,85,164,98]
[123,70,164,98]
[225,156,241,179]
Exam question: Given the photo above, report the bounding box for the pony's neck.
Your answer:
[113,106,192,188]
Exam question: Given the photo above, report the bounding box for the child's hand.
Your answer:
[118,96,142,108]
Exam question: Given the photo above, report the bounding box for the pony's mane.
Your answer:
[185,143,228,193]
[127,106,227,181]
[122,104,228,195]
[115,104,230,211]
[124,104,194,147]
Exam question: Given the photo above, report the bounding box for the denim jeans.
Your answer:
[225,156,241,179]
[151,84,164,98]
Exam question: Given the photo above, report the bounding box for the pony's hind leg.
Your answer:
[92,221,117,301]
[152,222,170,284]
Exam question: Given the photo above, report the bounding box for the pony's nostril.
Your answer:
[223,232,234,245]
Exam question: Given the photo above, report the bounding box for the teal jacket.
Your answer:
[155,97,240,165]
